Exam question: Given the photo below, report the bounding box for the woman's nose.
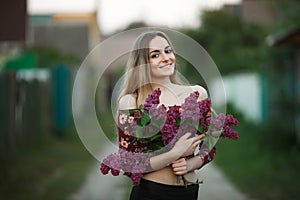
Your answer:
[161,52,169,61]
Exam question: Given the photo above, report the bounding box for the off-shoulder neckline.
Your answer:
[118,89,199,112]
[118,104,181,112]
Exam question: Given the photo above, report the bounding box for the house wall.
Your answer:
[210,73,265,123]
[242,0,278,24]
[0,0,26,42]
[27,22,89,61]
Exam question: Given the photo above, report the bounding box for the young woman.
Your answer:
[116,31,216,200]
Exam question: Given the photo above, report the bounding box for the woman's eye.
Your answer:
[165,48,173,54]
[150,53,159,59]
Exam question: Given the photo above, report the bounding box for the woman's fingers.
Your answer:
[172,158,188,175]
[187,134,203,148]
[172,157,185,164]
[193,134,205,142]
[173,167,187,175]
[192,140,202,148]
[198,134,206,139]
[180,133,204,144]
[171,134,207,174]
[172,133,206,157]
[180,132,192,140]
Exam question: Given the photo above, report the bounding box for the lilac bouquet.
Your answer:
[100,88,239,185]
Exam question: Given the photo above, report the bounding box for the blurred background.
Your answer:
[1,0,300,199]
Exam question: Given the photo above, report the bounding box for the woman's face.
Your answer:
[148,36,176,79]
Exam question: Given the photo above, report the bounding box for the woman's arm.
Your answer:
[150,132,201,170]
[171,146,217,175]
[118,95,203,171]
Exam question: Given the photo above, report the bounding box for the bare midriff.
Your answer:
[142,166,197,186]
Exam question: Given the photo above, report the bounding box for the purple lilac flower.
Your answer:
[178,122,198,136]
[149,104,167,121]
[130,173,144,185]
[100,153,121,175]
[100,148,151,185]
[122,172,144,185]
[161,105,180,145]
[181,91,200,123]
[111,168,120,176]
[220,114,239,140]
[119,148,150,174]
[210,113,226,132]
[100,88,239,186]
[142,88,161,112]
[100,162,110,175]
[161,124,176,145]
[209,113,239,140]
[198,98,211,132]
[174,91,201,140]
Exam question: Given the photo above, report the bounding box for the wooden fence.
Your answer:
[0,67,71,157]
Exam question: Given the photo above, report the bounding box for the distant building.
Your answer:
[222,0,278,25]
[241,0,278,24]
[28,12,100,61]
[0,0,27,51]
[267,27,300,146]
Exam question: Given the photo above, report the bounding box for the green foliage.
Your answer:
[5,52,37,70]
[25,47,79,68]
[175,55,206,86]
[179,5,300,199]
[182,9,270,74]
[274,0,300,28]
[0,132,92,200]
[215,121,300,200]
[181,3,299,150]
[226,102,246,123]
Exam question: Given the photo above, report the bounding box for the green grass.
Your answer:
[214,122,300,200]
[0,130,93,200]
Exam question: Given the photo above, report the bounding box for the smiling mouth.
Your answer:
[159,62,173,68]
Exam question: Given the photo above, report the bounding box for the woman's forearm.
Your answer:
[186,155,203,172]
[150,150,179,171]
[150,133,200,171]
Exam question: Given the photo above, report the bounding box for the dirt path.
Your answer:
[197,164,251,200]
[70,144,252,200]
[69,162,129,200]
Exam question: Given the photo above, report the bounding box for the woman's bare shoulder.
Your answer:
[191,85,208,100]
[173,84,208,101]
[119,94,137,110]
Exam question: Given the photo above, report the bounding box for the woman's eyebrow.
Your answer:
[149,46,171,54]
[149,49,160,54]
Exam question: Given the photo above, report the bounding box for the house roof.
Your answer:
[266,26,300,46]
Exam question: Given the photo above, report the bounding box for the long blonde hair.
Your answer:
[119,31,178,107]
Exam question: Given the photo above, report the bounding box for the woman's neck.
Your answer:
[151,78,174,90]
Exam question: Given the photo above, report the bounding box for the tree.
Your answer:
[182,8,269,75]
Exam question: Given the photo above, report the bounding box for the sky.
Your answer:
[28,0,241,35]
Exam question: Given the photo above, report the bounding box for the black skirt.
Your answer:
[129,179,199,200]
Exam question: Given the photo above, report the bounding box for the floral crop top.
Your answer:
[100,88,238,185]
[101,107,215,185]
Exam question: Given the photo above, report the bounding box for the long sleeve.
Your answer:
[117,109,144,152]
[116,109,152,185]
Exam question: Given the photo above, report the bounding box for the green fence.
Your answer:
[0,67,72,157]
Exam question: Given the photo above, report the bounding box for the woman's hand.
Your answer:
[150,133,204,171]
[171,133,204,157]
[181,134,204,157]
[171,158,188,175]
[170,133,192,157]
